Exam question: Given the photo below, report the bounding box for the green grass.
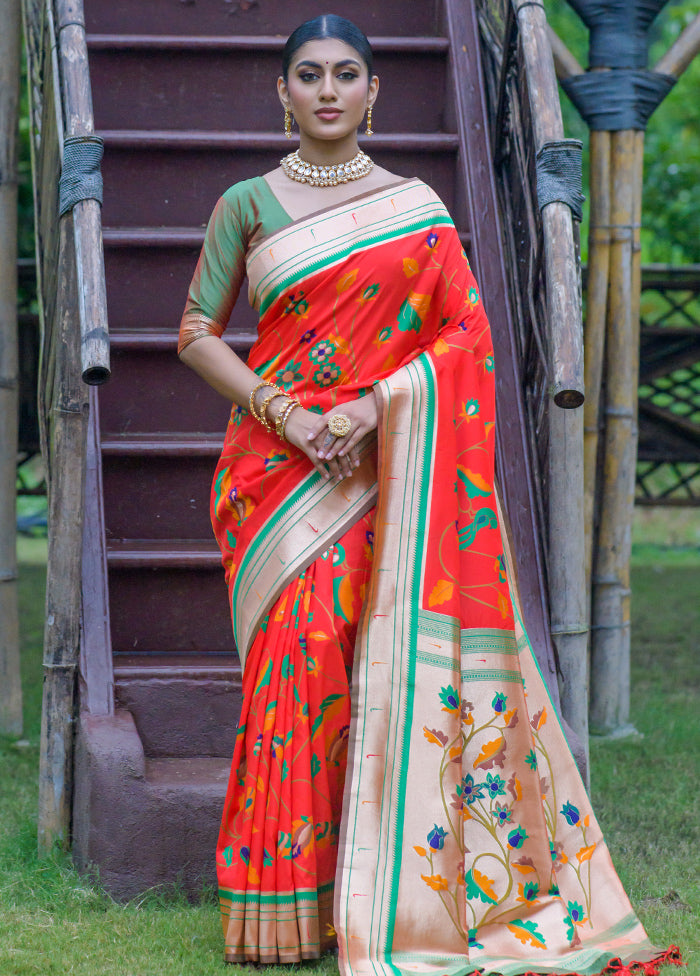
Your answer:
[1,534,698,975]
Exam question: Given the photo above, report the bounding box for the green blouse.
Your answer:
[183,177,293,329]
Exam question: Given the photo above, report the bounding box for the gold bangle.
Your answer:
[249,381,269,421]
[249,381,284,428]
[276,400,300,441]
[259,390,287,430]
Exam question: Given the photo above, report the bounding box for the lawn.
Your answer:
[0,516,698,976]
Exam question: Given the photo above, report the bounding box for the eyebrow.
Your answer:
[294,59,362,70]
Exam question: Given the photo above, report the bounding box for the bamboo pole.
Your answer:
[583,130,611,597]
[514,0,589,759]
[0,0,23,736]
[37,212,88,851]
[55,0,110,385]
[654,11,700,78]
[546,26,584,81]
[589,130,637,735]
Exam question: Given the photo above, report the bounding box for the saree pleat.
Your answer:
[217,511,375,963]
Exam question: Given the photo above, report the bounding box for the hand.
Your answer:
[284,394,378,482]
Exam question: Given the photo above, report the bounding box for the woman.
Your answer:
[178,15,676,976]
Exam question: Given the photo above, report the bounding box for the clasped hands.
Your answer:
[283,392,378,481]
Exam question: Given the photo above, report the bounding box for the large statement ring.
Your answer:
[327,413,352,438]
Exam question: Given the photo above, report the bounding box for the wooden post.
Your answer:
[514,0,589,761]
[37,213,88,851]
[55,0,110,386]
[0,0,23,736]
[583,130,611,595]
[586,15,700,735]
[589,130,638,735]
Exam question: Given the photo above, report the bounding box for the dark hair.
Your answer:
[282,14,373,81]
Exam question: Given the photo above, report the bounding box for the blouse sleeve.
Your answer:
[178,191,248,354]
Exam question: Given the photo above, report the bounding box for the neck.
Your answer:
[297,133,362,165]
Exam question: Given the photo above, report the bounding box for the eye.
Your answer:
[337,70,359,81]
[298,70,320,82]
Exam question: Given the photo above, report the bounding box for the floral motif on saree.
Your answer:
[208,180,672,974]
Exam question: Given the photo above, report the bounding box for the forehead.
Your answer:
[289,37,366,70]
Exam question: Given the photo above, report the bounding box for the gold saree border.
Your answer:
[246,179,454,317]
[334,356,655,976]
[335,354,437,975]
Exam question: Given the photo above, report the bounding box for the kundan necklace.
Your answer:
[280,148,373,187]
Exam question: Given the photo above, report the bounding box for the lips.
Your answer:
[315,109,342,120]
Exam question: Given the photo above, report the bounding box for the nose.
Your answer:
[319,70,337,101]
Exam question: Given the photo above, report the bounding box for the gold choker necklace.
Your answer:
[280,149,373,187]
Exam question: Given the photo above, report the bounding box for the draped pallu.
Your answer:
[208,181,667,974]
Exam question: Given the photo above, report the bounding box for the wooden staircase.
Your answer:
[71,0,560,897]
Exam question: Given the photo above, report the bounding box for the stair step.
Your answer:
[99,346,234,434]
[101,439,221,541]
[102,432,224,456]
[87,34,450,52]
[107,539,220,566]
[103,227,205,247]
[108,328,257,349]
[85,1,441,40]
[114,656,241,759]
[89,40,449,132]
[145,757,231,789]
[107,542,231,655]
[102,244,231,330]
[100,130,459,151]
[101,140,459,226]
[113,654,238,678]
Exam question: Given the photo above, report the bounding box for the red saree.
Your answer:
[206,180,675,974]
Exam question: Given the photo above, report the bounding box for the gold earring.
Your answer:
[365,105,373,136]
[284,107,293,138]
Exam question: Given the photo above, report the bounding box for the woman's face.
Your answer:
[278,37,378,144]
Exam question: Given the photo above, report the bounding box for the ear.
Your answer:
[277,77,290,110]
[367,74,379,109]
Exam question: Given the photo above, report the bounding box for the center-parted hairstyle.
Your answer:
[282,14,374,82]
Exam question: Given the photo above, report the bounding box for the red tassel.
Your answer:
[461,945,682,976]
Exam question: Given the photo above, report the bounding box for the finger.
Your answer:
[317,430,337,459]
[307,414,331,441]
[339,453,354,478]
[337,427,365,458]
[326,456,342,481]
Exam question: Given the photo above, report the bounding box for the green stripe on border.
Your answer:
[219,881,333,907]
[258,212,454,316]
[460,669,523,683]
[382,355,436,974]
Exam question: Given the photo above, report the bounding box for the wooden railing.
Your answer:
[22,0,110,850]
[476,0,589,762]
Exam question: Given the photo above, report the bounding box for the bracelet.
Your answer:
[259,390,287,430]
[249,381,269,422]
[249,381,284,429]
[276,400,300,441]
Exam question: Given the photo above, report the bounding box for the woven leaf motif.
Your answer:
[428,579,454,607]
[336,269,358,294]
[309,631,331,642]
[507,919,547,949]
[473,736,507,770]
[421,874,449,891]
[576,845,596,863]
[423,726,448,747]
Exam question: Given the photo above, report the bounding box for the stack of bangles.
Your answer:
[249,381,301,441]
[248,381,354,445]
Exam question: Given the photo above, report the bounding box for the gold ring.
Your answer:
[327,413,352,438]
